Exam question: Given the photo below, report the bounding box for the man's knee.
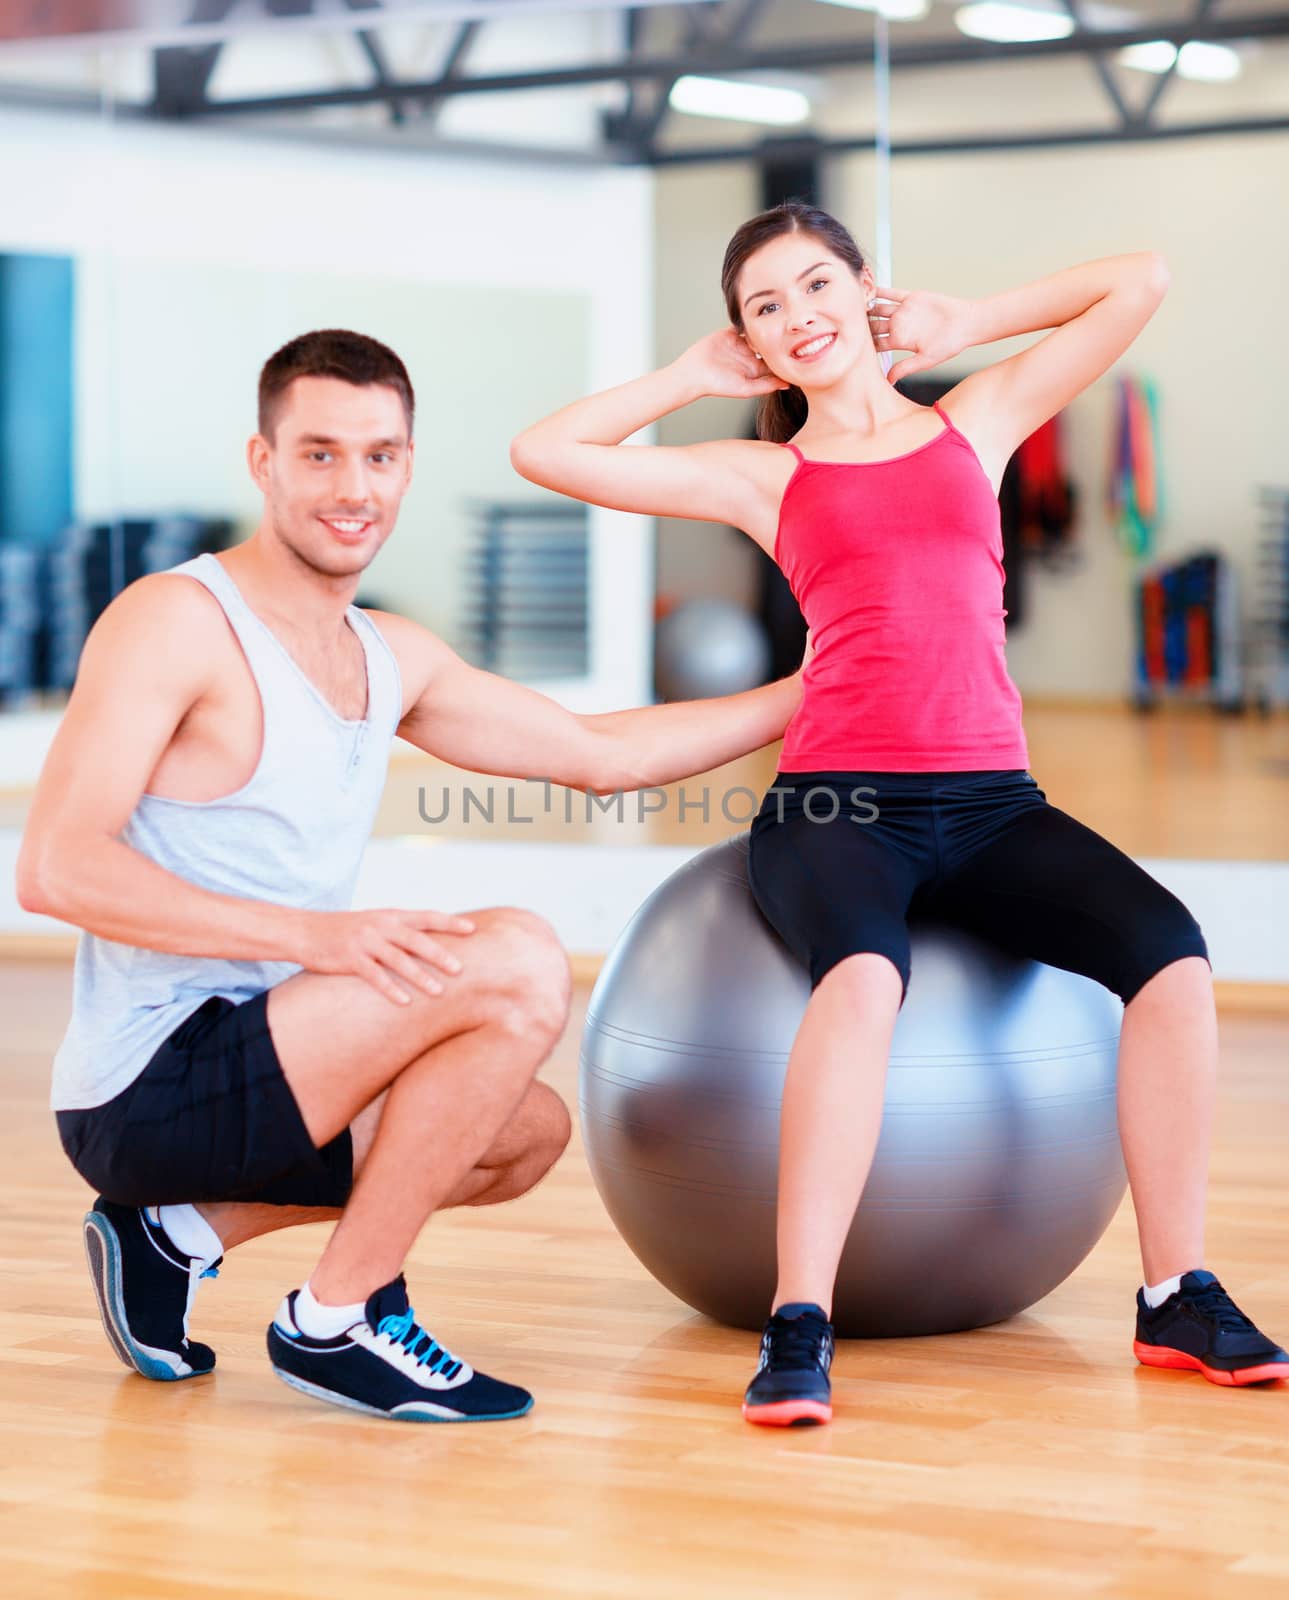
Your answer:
[535,1079,573,1159]
[470,1083,572,1206]
[479,907,573,1042]
[516,1084,572,1190]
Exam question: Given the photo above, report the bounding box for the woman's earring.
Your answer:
[754,353,764,361]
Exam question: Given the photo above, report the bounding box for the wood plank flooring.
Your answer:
[2,960,1286,1599]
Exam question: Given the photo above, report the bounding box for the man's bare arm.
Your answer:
[17,578,480,1003]
[373,612,804,794]
[16,575,309,959]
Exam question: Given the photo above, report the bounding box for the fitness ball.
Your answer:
[580,833,1126,1338]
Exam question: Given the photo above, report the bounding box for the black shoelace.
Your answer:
[766,1312,832,1369]
[1185,1279,1257,1334]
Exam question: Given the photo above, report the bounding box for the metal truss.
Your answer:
[21,0,1289,164]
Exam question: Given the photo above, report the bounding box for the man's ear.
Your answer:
[247,433,271,493]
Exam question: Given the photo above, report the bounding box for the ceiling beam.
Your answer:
[8,82,1289,165]
[1058,0,1137,131]
[618,5,648,127]
[605,0,771,157]
[651,112,1289,165]
[420,18,482,126]
[150,0,238,117]
[342,0,406,124]
[1138,0,1222,124]
[184,15,1289,118]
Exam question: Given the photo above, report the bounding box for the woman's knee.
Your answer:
[815,949,907,1007]
[1122,949,1213,1007]
[1116,901,1210,1004]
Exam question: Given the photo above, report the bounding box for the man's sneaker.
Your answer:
[742,1301,835,1426]
[266,1275,534,1422]
[1134,1270,1289,1387]
[82,1199,221,1381]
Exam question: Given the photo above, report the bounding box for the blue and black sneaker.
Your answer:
[742,1301,835,1426]
[1134,1269,1289,1387]
[82,1199,221,1381]
[266,1275,534,1422]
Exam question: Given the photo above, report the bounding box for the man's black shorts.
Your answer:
[55,991,354,1209]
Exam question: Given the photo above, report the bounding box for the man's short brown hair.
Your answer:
[258,329,415,441]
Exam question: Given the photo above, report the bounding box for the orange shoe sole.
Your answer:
[742,1398,832,1427]
[1133,1339,1289,1387]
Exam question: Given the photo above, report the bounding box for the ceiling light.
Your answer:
[1118,40,1242,82]
[953,3,1076,43]
[669,75,811,127]
[813,0,932,19]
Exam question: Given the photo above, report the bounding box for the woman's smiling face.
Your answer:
[736,231,875,387]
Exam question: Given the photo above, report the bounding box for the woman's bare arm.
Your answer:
[510,331,789,536]
[964,252,1166,347]
[956,253,1168,455]
[876,253,1168,468]
[872,252,1165,385]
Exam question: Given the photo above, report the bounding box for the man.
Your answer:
[17,329,804,1424]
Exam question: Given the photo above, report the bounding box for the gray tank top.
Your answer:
[50,552,404,1110]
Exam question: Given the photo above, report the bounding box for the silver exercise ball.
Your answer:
[580,833,1126,1339]
[654,599,772,702]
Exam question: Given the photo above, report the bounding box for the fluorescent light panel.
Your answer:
[812,0,931,19]
[954,3,1075,43]
[1119,41,1242,81]
[954,2,1245,79]
[669,74,811,126]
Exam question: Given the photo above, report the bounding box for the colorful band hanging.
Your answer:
[1108,375,1162,560]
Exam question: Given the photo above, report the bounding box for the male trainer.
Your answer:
[17,329,804,1423]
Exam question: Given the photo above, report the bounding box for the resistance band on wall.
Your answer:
[1014,410,1078,568]
[1107,375,1163,561]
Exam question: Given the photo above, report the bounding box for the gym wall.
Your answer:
[653,73,1284,701]
[0,103,657,751]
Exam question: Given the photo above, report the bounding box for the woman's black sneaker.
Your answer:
[1134,1270,1289,1386]
[742,1302,835,1426]
[82,1199,221,1381]
[266,1275,534,1422]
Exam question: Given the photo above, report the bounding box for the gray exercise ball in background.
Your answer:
[654,599,772,702]
[580,833,1127,1339]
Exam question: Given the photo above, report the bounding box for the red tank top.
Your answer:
[775,401,1028,772]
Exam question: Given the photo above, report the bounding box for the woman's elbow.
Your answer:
[509,431,546,485]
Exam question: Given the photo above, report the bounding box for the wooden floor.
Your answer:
[2,960,1287,1599]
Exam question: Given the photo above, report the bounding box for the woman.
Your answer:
[511,202,1286,1424]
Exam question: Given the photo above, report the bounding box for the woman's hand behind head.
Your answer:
[672,328,792,401]
[869,288,973,385]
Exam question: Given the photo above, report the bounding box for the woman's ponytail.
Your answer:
[755,385,810,444]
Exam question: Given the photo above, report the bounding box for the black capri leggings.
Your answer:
[746,769,1210,1006]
